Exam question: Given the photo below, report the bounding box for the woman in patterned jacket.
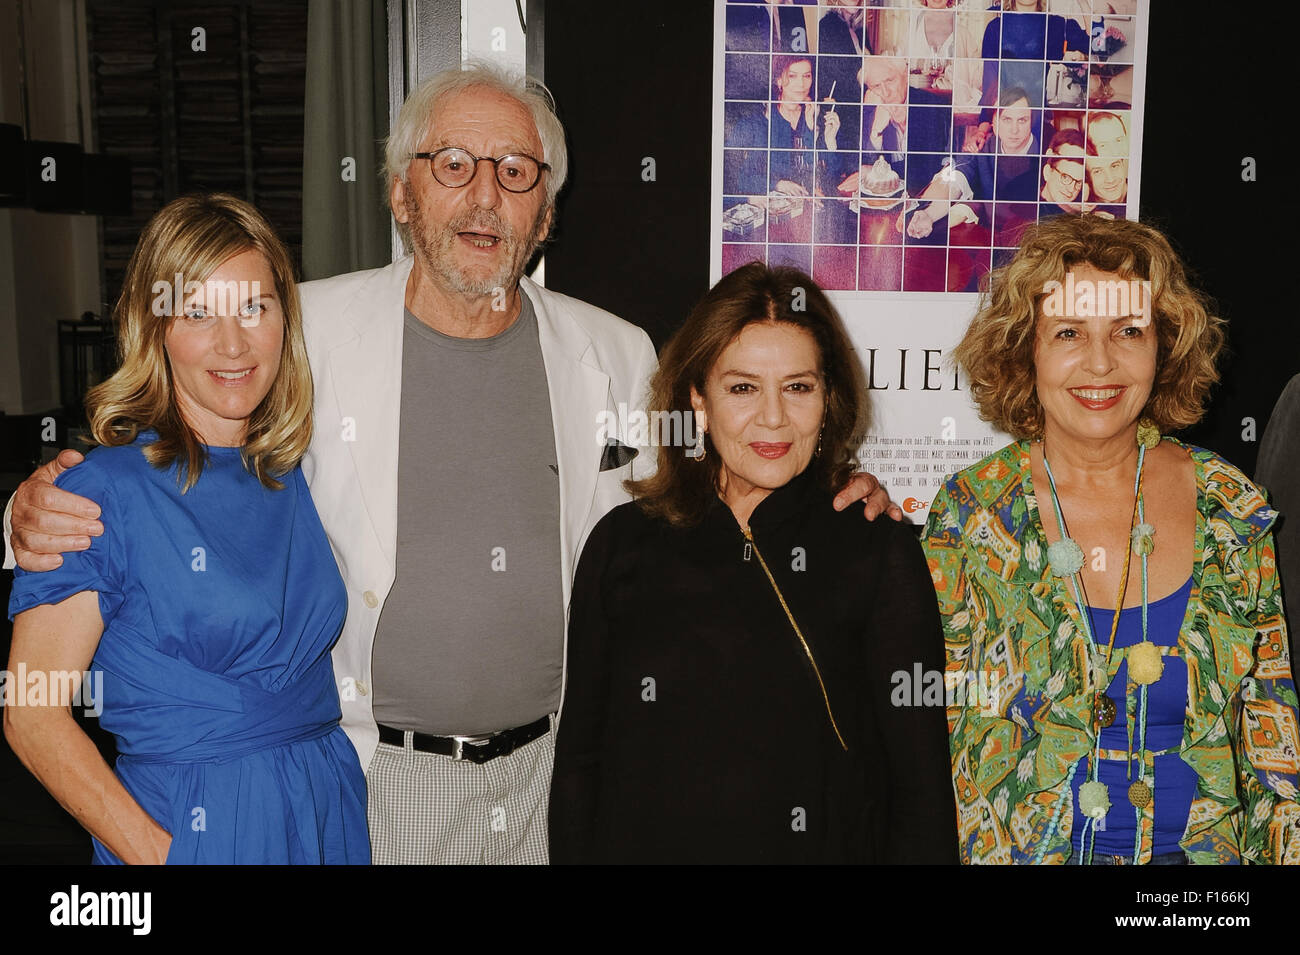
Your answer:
[922,215,1299,864]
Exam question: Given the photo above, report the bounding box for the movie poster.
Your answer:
[710,0,1149,520]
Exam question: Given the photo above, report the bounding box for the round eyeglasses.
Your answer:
[411,147,550,193]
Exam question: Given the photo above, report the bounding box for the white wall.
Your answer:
[461,0,526,74]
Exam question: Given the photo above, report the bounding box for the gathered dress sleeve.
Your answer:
[7,458,126,627]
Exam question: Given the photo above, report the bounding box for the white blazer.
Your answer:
[298,255,658,769]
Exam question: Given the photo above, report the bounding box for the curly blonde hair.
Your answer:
[953,216,1224,440]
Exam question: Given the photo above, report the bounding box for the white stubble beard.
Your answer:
[404,185,549,298]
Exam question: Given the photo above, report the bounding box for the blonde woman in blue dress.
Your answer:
[6,195,368,864]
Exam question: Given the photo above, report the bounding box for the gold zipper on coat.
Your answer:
[742,526,848,751]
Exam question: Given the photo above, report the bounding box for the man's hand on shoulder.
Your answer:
[10,450,102,571]
[833,470,903,522]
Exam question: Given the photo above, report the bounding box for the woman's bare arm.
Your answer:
[4,591,171,864]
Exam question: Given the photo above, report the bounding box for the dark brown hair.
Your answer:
[627,262,867,526]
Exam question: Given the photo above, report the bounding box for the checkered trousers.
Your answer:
[365,720,554,865]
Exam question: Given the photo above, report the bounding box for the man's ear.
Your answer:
[390,176,410,225]
[534,202,554,244]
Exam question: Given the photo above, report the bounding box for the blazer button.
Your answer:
[356,681,369,696]
[363,590,378,609]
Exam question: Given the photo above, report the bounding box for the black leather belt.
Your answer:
[377,716,550,764]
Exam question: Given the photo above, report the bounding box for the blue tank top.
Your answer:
[1069,576,1197,860]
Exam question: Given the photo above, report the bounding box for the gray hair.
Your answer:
[383,60,569,248]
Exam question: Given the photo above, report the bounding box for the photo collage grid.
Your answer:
[719,0,1139,292]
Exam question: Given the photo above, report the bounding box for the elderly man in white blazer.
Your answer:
[297,256,656,864]
[321,66,666,864]
[7,62,894,865]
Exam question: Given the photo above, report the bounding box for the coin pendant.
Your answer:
[1095,694,1117,728]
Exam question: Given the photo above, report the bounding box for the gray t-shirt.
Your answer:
[370,296,564,735]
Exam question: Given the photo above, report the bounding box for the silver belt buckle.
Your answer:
[449,732,495,761]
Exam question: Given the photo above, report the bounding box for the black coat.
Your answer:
[550,469,958,864]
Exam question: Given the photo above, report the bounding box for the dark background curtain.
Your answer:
[301,0,390,280]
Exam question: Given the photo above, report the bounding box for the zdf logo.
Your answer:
[902,497,930,514]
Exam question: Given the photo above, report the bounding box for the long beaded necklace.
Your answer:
[1032,422,1164,864]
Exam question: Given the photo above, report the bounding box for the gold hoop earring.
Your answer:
[694,430,708,462]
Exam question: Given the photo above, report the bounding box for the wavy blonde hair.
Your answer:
[87,193,312,491]
[953,215,1224,440]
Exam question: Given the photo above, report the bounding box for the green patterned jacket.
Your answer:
[922,438,1299,864]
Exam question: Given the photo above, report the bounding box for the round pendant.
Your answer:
[1136,419,1161,450]
[1079,780,1111,819]
[1131,522,1155,557]
[1095,694,1117,728]
[1129,641,1165,686]
[1047,537,1085,578]
[1128,780,1152,809]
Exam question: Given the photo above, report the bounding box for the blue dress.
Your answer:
[8,433,369,864]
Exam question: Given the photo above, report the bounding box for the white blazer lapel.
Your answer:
[324,257,411,573]
[526,278,609,610]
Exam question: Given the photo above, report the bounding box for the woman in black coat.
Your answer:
[549,263,958,864]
